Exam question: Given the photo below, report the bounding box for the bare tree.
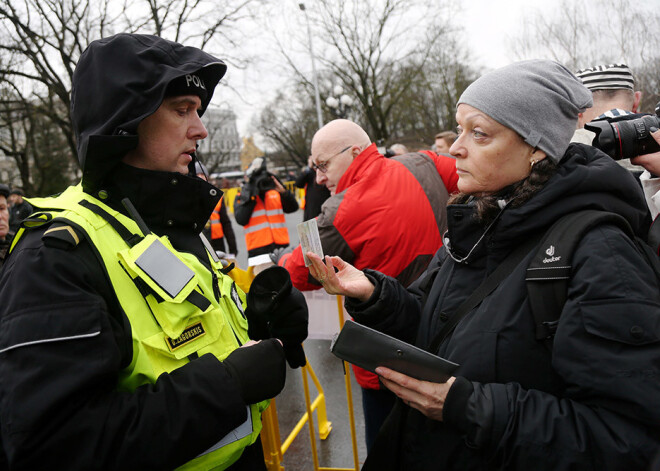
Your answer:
[269,0,460,142]
[122,0,258,56]
[0,83,75,195]
[386,36,478,147]
[511,1,598,72]
[511,0,660,112]
[256,86,320,168]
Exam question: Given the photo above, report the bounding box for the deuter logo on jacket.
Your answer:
[543,245,562,264]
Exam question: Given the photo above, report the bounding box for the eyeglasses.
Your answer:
[311,145,352,173]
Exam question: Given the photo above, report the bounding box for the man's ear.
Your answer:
[632,91,642,112]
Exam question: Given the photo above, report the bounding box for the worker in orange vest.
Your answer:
[234,157,298,271]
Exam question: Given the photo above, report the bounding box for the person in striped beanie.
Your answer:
[574,63,642,128]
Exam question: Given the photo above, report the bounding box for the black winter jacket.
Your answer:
[346,144,660,470]
[0,164,282,470]
[0,34,281,470]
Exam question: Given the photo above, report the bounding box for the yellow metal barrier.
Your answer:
[226,264,254,294]
[261,296,361,471]
[281,363,332,453]
[261,400,285,470]
[223,187,239,214]
[224,241,361,469]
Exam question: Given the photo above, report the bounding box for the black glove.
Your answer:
[235,182,257,205]
[270,246,293,265]
[222,339,286,404]
[246,266,309,368]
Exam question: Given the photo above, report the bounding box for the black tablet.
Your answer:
[330,320,459,383]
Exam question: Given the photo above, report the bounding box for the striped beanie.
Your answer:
[575,64,634,91]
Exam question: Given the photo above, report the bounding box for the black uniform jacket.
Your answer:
[0,164,273,470]
[346,144,660,470]
[0,34,282,470]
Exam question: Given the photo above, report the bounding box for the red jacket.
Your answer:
[281,144,458,389]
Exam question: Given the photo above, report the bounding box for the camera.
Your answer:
[254,170,276,192]
[585,102,660,160]
[250,165,276,192]
[245,157,276,193]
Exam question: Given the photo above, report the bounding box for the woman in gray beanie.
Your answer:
[309,59,660,470]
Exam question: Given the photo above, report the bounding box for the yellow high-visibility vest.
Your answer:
[19,184,268,470]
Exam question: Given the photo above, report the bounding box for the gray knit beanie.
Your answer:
[457,60,593,162]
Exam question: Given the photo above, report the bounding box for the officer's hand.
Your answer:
[223,339,286,404]
[246,266,309,368]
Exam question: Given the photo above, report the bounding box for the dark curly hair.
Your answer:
[448,157,558,224]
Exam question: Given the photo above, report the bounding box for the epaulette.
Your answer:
[42,222,85,250]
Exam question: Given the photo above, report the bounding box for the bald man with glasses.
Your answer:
[276,118,459,451]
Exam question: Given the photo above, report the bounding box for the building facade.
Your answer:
[197,108,242,173]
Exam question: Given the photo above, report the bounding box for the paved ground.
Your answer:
[229,209,369,469]
[276,339,368,470]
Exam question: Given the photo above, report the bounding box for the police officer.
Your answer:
[0,34,307,470]
[234,157,298,271]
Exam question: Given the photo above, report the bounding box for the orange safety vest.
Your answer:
[244,189,289,250]
[210,198,224,240]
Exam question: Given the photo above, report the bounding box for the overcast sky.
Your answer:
[218,0,554,142]
[218,0,660,144]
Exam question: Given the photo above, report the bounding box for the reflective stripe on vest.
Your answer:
[244,189,289,250]
[21,184,267,470]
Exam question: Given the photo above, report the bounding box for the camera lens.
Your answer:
[585,121,619,159]
[256,173,275,192]
[615,116,659,159]
[586,115,660,160]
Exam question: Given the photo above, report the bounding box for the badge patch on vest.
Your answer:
[166,322,206,351]
[230,282,246,319]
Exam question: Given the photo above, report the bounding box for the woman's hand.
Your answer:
[376,366,456,422]
[307,252,375,301]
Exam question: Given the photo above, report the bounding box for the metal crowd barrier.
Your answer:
[227,265,361,470]
[260,295,360,471]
